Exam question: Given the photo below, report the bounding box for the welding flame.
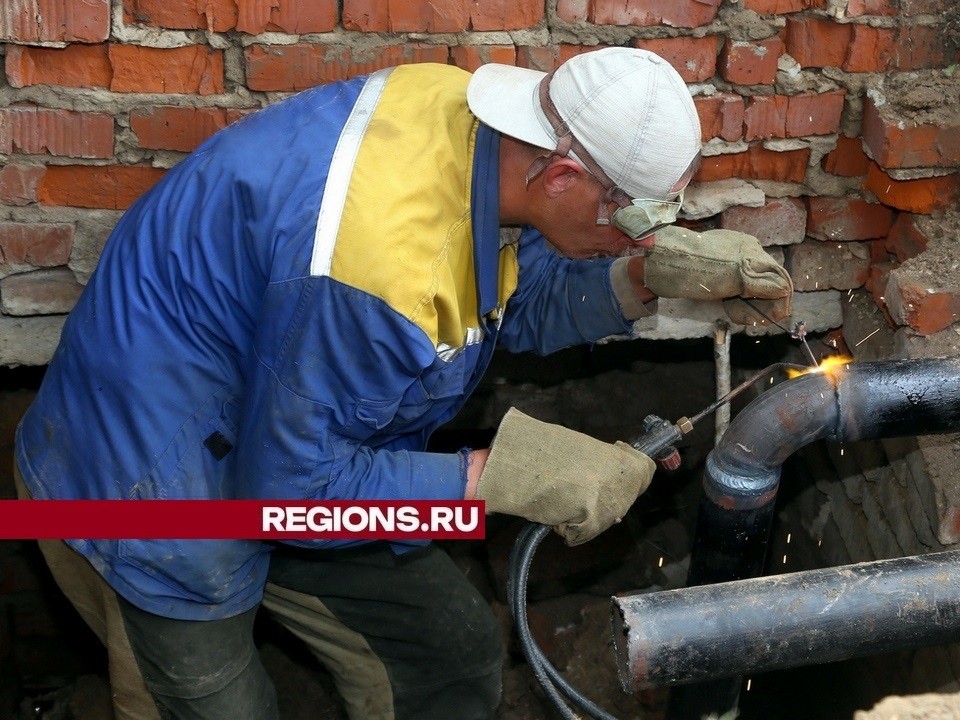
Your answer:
[786,355,854,379]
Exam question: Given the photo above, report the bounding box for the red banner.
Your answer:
[0,500,485,540]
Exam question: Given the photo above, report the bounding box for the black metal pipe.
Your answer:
[689,356,960,587]
[614,549,960,691]
[611,356,960,712]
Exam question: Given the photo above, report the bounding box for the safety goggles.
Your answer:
[536,71,686,241]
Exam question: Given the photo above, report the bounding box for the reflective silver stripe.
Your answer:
[436,326,485,362]
[309,68,393,277]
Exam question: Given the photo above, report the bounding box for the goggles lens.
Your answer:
[610,193,683,240]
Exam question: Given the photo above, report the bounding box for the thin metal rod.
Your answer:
[713,321,731,445]
[687,362,807,427]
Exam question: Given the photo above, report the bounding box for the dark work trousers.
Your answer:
[15,465,502,720]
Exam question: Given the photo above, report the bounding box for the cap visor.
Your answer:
[467,63,555,151]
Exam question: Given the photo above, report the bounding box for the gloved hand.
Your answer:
[643,226,793,325]
[475,408,655,546]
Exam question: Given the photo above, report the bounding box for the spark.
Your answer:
[840,447,845,456]
[699,283,711,292]
[855,328,881,346]
[581,295,586,302]
[658,556,664,568]
[746,679,752,691]
[783,555,787,564]
[787,533,792,544]
[818,539,823,547]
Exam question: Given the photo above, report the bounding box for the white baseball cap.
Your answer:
[467,47,702,201]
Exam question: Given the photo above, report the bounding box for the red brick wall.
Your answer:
[1,0,958,363]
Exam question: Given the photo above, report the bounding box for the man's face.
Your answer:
[538,174,657,259]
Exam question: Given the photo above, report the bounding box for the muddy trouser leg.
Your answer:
[264,543,503,720]
[14,463,161,720]
[116,599,278,720]
[14,463,278,720]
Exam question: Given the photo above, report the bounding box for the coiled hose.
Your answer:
[507,522,617,720]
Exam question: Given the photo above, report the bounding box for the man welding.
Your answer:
[15,47,792,719]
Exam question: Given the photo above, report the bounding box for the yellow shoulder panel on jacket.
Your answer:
[330,64,481,350]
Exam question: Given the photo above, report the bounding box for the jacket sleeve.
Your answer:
[498,227,635,355]
[234,277,468,526]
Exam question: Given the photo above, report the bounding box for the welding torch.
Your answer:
[630,362,809,468]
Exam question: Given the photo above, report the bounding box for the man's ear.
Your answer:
[540,157,587,199]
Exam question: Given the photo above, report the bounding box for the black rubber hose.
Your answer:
[508,522,618,720]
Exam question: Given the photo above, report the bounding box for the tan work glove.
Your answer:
[644,226,793,325]
[475,408,655,546]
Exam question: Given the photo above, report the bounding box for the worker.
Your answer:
[13,47,792,720]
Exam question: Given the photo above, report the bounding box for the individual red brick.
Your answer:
[245,44,451,92]
[843,25,895,73]
[470,0,544,30]
[785,240,871,291]
[238,0,338,33]
[863,95,960,170]
[123,0,337,33]
[785,90,845,137]
[0,223,73,269]
[38,165,166,210]
[784,17,897,72]
[743,0,825,11]
[0,165,44,206]
[821,135,870,177]
[5,44,112,90]
[719,38,783,85]
[588,0,722,28]
[517,45,600,72]
[806,196,894,241]
[343,0,469,32]
[130,106,248,152]
[694,94,744,142]
[743,96,788,141]
[886,273,960,335]
[556,0,588,21]
[846,0,897,15]
[450,46,517,73]
[109,45,224,95]
[720,197,807,247]
[784,17,851,69]
[634,37,717,83]
[123,0,237,31]
[884,213,928,263]
[695,146,810,183]
[0,0,109,42]
[863,163,960,214]
[0,106,113,159]
[0,268,84,316]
